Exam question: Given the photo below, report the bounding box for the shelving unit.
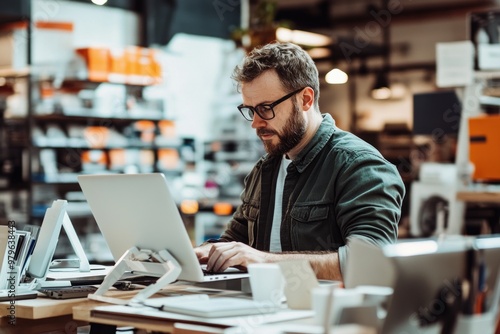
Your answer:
[0,3,31,224]
[448,70,500,235]
[3,75,194,221]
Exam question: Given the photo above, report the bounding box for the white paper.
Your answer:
[436,41,474,87]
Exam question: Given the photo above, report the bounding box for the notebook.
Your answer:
[77,173,248,282]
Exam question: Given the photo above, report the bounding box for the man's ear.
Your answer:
[301,87,314,111]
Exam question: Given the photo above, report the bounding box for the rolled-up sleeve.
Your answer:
[335,151,405,274]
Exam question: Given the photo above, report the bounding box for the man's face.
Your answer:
[241,71,307,156]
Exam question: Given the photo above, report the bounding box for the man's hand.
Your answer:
[194,242,343,281]
[193,243,212,264]
[204,241,268,272]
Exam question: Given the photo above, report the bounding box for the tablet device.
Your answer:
[27,200,67,279]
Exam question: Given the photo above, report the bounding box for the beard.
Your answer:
[257,102,306,157]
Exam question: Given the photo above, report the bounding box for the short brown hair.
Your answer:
[232,42,320,111]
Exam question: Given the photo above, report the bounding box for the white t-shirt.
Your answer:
[269,156,292,252]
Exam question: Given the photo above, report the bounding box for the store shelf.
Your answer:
[474,71,500,80]
[30,113,164,123]
[0,68,185,223]
[457,189,500,204]
[0,68,30,78]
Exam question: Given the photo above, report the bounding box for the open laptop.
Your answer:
[77,173,248,282]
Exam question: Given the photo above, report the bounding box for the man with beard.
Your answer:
[194,42,405,281]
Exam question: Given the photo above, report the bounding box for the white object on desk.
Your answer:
[90,303,313,328]
[27,200,67,280]
[89,246,181,305]
[311,287,364,327]
[23,199,97,289]
[58,210,91,272]
[247,263,285,307]
[145,294,280,318]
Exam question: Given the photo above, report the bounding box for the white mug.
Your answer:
[311,287,364,326]
[247,263,285,307]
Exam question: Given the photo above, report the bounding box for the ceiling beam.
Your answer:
[276,1,498,31]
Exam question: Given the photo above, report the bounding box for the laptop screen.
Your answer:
[78,173,205,282]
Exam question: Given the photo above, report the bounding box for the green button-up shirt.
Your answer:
[218,113,405,274]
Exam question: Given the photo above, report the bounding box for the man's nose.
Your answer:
[251,113,266,129]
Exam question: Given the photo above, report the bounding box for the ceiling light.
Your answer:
[276,27,331,47]
[307,47,331,59]
[389,82,407,100]
[371,72,391,100]
[91,0,108,5]
[325,68,348,84]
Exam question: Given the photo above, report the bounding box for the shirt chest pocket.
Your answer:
[289,204,335,251]
[290,205,329,223]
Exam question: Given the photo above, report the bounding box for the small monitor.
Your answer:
[27,200,67,279]
[346,235,500,334]
[413,91,462,138]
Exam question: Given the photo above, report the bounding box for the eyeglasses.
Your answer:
[237,87,305,121]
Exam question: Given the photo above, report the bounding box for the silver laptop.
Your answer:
[77,173,248,282]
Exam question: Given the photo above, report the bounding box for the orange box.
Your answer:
[469,114,500,181]
[76,47,110,82]
[125,46,140,81]
[124,46,162,85]
[109,48,127,83]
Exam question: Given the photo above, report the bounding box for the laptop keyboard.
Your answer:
[202,269,218,276]
[202,268,246,276]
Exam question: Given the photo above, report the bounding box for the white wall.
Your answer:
[161,33,251,142]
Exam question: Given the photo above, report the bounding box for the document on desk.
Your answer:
[91,302,313,328]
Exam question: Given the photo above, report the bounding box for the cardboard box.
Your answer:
[76,47,110,82]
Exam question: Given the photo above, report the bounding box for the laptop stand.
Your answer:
[88,246,181,305]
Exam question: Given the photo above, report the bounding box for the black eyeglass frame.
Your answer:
[237,87,305,121]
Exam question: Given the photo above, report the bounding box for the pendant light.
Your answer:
[325,68,348,85]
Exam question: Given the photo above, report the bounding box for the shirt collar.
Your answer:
[293,113,336,173]
[262,114,336,172]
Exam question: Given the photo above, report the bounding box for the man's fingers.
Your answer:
[206,243,237,272]
[211,248,240,272]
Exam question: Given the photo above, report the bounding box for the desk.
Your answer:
[73,303,178,333]
[72,284,289,334]
[0,290,138,334]
[73,303,375,334]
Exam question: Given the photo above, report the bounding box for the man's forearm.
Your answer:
[264,252,343,281]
